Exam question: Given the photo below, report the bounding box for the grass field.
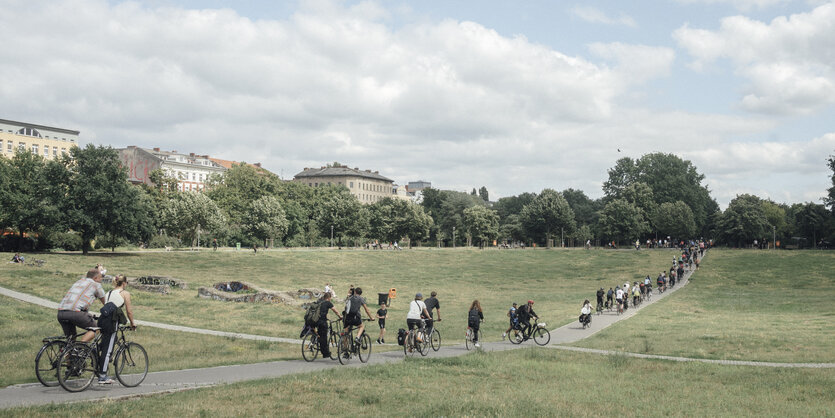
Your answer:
[0,248,673,343]
[573,250,835,362]
[5,348,833,417]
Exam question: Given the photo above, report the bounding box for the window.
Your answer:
[350,181,354,188]
[53,146,57,156]
[19,142,25,150]
[17,127,42,138]
[32,144,39,154]
[199,173,203,182]
[61,148,67,155]
[191,173,196,181]
[43,146,49,157]
[7,142,11,152]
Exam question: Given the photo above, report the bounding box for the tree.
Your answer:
[478,186,489,202]
[789,202,831,248]
[421,188,485,246]
[159,191,228,247]
[826,152,835,212]
[602,157,637,198]
[0,150,60,250]
[652,201,696,239]
[718,194,768,247]
[242,195,289,246]
[498,214,525,243]
[494,193,536,222]
[57,145,154,254]
[317,188,366,247]
[598,198,650,244]
[520,189,576,246]
[463,205,499,248]
[369,198,433,246]
[561,188,601,228]
[471,188,477,196]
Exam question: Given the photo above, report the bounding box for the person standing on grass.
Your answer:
[376,303,387,344]
[98,275,136,384]
[423,291,442,335]
[596,288,604,311]
[317,292,342,359]
[57,269,106,343]
[503,302,518,340]
[468,300,484,348]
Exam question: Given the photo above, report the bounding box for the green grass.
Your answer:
[573,249,835,362]
[0,248,672,343]
[6,349,833,417]
[0,295,300,388]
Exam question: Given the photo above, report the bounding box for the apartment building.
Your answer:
[117,146,226,192]
[293,164,396,204]
[0,118,80,160]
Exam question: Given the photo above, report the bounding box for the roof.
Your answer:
[0,118,80,135]
[294,166,393,182]
[209,157,272,175]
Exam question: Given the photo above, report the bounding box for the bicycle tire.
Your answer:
[337,334,351,365]
[328,332,339,360]
[301,333,318,362]
[115,342,148,387]
[419,333,430,356]
[35,340,66,387]
[430,328,441,352]
[57,344,96,392]
[404,333,417,357]
[508,329,523,345]
[358,333,372,363]
[533,327,551,346]
[465,329,473,350]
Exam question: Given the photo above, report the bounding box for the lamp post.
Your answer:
[772,225,776,250]
[330,225,334,248]
[453,227,456,249]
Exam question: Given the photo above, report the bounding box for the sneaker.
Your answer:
[376,338,381,344]
[474,343,481,348]
[98,376,115,384]
[381,339,385,344]
[502,332,507,340]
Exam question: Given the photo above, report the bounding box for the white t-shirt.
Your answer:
[616,289,624,300]
[581,304,592,315]
[407,300,427,320]
[644,278,650,285]
[107,288,125,308]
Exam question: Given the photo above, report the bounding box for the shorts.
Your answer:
[57,310,97,338]
[343,313,361,327]
[616,298,623,305]
[407,318,425,331]
[378,319,385,329]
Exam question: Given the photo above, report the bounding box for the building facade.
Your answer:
[0,118,80,160]
[117,146,226,192]
[293,164,395,204]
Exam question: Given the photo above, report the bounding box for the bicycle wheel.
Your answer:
[57,344,96,392]
[358,333,372,363]
[508,329,523,345]
[337,334,351,365]
[430,328,441,352]
[328,332,339,360]
[301,333,319,362]
[115,342,148,387]
[418,333,430,356]
[533,327,551,346]
[404,334,417,357]
[465,329,473,350]
[35,340,66,387]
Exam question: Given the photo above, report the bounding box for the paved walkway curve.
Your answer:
[2,250,831,410]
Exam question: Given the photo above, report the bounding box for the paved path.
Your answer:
[3,251,829,410]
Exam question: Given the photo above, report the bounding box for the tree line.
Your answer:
[1,145,833,253]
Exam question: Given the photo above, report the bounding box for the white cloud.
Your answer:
[570,6,637,27]
[674,2,835,114]
[588,43,675,83]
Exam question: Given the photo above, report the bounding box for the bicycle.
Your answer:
[508,320,550,346]
[580,314,591,329]
[35,330,88,387]
[301,319,340,362]
[645,288,652,302]
[596,301,604,315]
[464,327,482,350]
[55,325,147,392]
[403,325,429,357]
[337,319,374,365]
[426,319,442,352]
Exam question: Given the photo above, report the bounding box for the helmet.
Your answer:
[527,300,534,305]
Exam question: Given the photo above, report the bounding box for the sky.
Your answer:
[1,0,833,208]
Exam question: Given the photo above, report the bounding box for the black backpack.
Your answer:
[468,308,481,327]
[346,295,362,315]
[98,290,125,333]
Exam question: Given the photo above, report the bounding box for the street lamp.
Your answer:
[772,224,776,250]
[453,227,456,249]
[330,225,334,248]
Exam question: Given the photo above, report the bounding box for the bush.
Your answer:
[39,231,82,251]
[148,234,181,249]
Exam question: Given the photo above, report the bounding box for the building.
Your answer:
[117,146,226,192]
[0,118,80,160]
[209,157,273,176]
[406,180,431,193]
[293,164,395,204]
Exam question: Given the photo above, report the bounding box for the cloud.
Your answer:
[674,2,835,114]
[588,43,675,83]
[675,0,791,11]
[571,5,637,27]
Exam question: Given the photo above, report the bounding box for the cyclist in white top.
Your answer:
[406,293,431,341]
[98,275,136,384]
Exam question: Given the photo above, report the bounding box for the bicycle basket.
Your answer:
[537,322,547,328]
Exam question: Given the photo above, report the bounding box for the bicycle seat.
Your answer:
[85,327,101,331]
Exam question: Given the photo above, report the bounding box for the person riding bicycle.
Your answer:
[615,287,624,311]
[517,300,538,340]
[468,300,484,348]
[657,274,666,292]
[317,292,342,359]
[406,293,431,343]
[343,287,374,346]
[595,288,604,311]
[606,287,614,309]
[98,275,136,384]
[632,283,640,306]
[503,302,518,340]
[423,290,442,335]
[57,269,106,344]
[580,299,592,325]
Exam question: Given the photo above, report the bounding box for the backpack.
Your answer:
[468,308,481,327]
[397,328,407,346]
[346,295,362,315]
[304,300,323,325]
[98,290,125,334]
